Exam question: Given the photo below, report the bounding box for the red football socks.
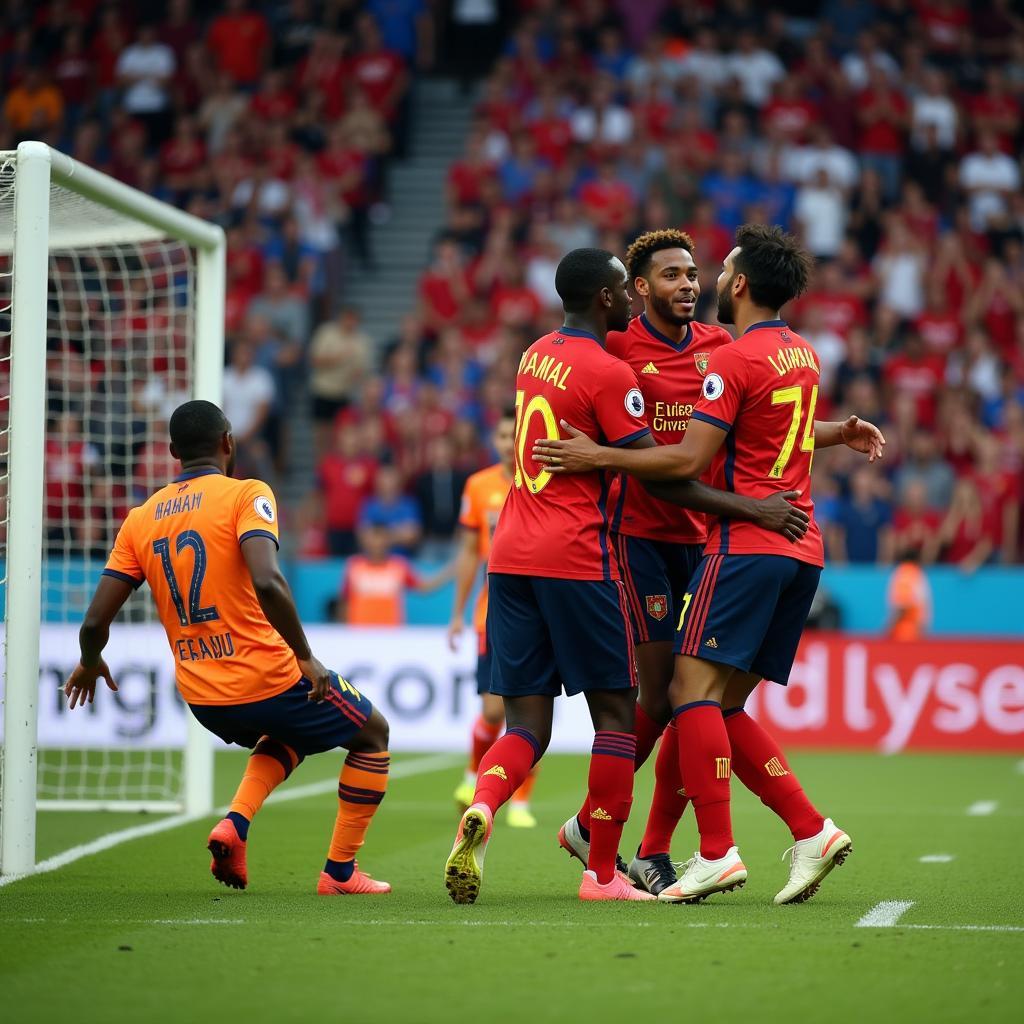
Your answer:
[472,728,541,815]
[724,708,824,841]
[673,702,734,860]
[576,704,663,838]
[469,715,502,772]
[638,720,690,859]
[586,731,636,883]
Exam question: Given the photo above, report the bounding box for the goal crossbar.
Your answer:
[0,142,225,876]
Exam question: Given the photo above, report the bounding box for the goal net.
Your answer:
[0,143,224,875]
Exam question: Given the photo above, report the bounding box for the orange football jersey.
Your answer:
[457,462,512,636]
[104,468,300,706]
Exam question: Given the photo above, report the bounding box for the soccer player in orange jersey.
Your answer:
[447,407,538,828]
[64,401,392,896]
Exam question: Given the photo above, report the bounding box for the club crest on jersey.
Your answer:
[254,496,275,523]
[625,388,645,417]
[646,594,668,621]
[702,373,724,401]
[693,351,711,376]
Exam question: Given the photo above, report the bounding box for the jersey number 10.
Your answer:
[152,530,220,627]
[513,389,559,495]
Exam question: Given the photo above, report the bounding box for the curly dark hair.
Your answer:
[732,224,813,309]
[624,229,696,283]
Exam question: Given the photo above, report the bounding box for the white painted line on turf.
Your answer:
[0,753,460,889]
[6,918,247,926]
[856,901,916,927]
[903,924,1024,933]
[1016,759,1024,775]
[918,854,955,863]
[967,800,998,816]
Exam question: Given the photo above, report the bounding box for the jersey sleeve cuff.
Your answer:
[102,568,143,589]
[691,410,732,433]
[607,427,651,448]
[238,529,280,549]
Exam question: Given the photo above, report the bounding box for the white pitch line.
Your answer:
[903,924,1024,934]
[5,918,246,926]
[0,753,459,889]
[1017,759,1024,775]
[918,854,955,863]
[856,900,916,927]
[967,800,998,816]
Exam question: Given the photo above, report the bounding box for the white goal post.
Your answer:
[0,142,225,876]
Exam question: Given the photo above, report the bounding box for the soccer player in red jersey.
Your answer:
[536,226,884,905]
[64,402,392,896]
[443,248,810,905]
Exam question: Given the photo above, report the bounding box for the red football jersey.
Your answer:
[606,315,732,544]
[489,327,650,580]
[690,319,824,567]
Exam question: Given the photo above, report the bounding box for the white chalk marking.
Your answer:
[918,854,955,863]
[967,801,998,817]
[856,901,916,927]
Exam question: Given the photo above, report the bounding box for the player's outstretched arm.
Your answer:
[65,575,134,709]
[241,535,331,701]
[534,418,721,481]
[447,527,481,650]
[814,416,886,461]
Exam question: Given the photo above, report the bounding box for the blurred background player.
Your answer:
[886,549,932,640]
[536,226,884,905]
[64,400,392,897]
[448,407,538,828]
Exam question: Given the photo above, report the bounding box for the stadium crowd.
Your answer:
[7,0,1024,573]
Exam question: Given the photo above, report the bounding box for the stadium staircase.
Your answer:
[280,78,476,514]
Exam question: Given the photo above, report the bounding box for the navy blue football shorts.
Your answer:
[487,572,637,698]
[673,554,820,685]
[189,671,374,755]
[476,628,494,695]
[613,534,704,644]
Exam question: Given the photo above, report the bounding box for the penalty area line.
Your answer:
[0,753,459,890]
[966,800,998,816]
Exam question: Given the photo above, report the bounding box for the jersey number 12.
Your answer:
[152,530,220,626]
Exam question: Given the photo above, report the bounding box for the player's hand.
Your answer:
[532,421,602,473]
[64,660,118,710]
[840,416,886,462]
[753,491,810,544]
[447,617,465,652]
[299,656,333,702]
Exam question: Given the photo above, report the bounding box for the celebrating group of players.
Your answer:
[65,222,883,906]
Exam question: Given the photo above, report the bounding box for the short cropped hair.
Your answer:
[625,229,696,282]
[733,224,813,309]
[554,247,619,313]
[169,400,229,461]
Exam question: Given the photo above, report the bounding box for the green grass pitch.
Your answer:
[2,750,1022,1022]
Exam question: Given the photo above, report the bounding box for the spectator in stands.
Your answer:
[891,479,943,565]
[939,477,1000,572]
[316,422,379,558]
[116,22,176,148]
[206,0,270,87]
[221,340,275,479]
[415,435,470,551]
[3,65,64,144]
[309,306,373,458]
[960,131,1022,231]
[360,464,422,556]
[247,262,310,348]
[895,430,955,511]
[725,30,785,107]
[828,465,894,564]
[795,167,848,260]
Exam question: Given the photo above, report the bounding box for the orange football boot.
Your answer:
[207,818,248,890]
[317,863,392,895]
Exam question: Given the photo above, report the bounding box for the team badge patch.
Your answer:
[254,496,275,523]
[693,351,711,376]
[646,594,668,621]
